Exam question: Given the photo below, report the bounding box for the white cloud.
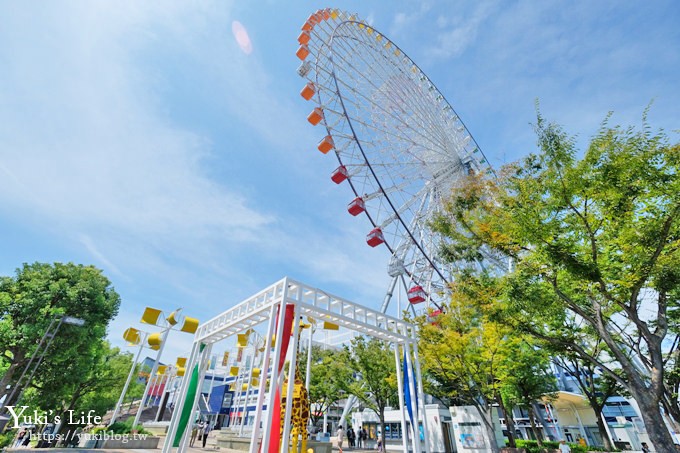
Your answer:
[425,2,496,60]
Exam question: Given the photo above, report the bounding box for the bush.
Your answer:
[91,419,151,436]
[515,439,588,453]
[0,432,16,449]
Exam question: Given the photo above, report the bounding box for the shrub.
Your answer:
[0,432,16,449]
[515,439,588,453]
[91,419,151,436]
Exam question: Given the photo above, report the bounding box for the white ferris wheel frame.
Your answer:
[297,10,496,313]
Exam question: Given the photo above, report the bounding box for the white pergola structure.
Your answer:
[162,277,431,453]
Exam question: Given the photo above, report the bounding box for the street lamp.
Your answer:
[131,307,198,428]
[0,315,85,415]
[109,328,151,425]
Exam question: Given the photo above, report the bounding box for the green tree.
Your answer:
[417,279,555,451]
[299,345,350,428]
[22,342,142,441]
[340,337,398,445]
[0,262,121,410]
[433,111,680,451]
[499,342,557,446]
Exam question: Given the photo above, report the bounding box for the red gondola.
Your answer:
[347,197,365,216]
[331,165,348,184]
[407,286,426,304]
[366,227,384,247]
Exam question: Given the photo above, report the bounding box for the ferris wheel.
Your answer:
[296,9,497,313]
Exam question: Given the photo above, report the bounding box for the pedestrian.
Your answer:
[202,422,212,448]
[190,421,200,447]
[558,440,571,453]
[14,429,26,448]
[347,427,355,449]
[361,427,367,448]
[22,428,32,447]
[336,425,345,453]
[641,442,650,453]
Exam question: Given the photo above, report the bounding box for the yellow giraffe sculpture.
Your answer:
[280,320,311,453]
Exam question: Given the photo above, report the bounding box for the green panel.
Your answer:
[173,343,205,447]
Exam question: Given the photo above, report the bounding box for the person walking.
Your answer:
[202,421,212,448]
[190,421,200,447]
[336,425,345,453]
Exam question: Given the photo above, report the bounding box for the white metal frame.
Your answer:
[161,277,429,453]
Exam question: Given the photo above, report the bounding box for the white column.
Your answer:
[570,403,588,442]
[405,341,422,453]
[239,344,259,436]
[411,333,431,453]
[394,344,409,453]
[249,304,278,453]
[261,280,289,453]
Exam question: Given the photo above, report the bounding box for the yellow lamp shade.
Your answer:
[229,366,239,377]
[241,384,249,391]
[221,352,230,366]
[141,307,163,326]
[229,383,236,391]
[180,316,199,334]
[123,327,142,345]
[176,357,187,367]
[157,365,167,375]
[166,310,180,326]
[177,367,186,377]
[323,321,339,331]
[251,378,259,387]
[252,368,261,378]
[150,343,161,351]
[237,333,249,347]
[148,332,163,348]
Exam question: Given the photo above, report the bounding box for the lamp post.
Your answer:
[0,315,85,413]
[109,328,149,425]
[131,307,198,428]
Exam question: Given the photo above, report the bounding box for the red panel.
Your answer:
[366,227,384,247]
[348,197,365,216]
[408,285,426,304]
[331,165,348,184]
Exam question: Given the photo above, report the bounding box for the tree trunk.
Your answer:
[635,396,677,453]
[472,404,500,453]
[594,410,614,452]
[526,405,542,446]
[379,413,386,451]
[496,395,516,447]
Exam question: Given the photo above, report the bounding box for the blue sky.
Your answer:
[1,1,678,361]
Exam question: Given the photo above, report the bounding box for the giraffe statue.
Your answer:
[280,320,311,453]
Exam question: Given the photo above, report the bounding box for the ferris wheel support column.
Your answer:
[380,275,399,314]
